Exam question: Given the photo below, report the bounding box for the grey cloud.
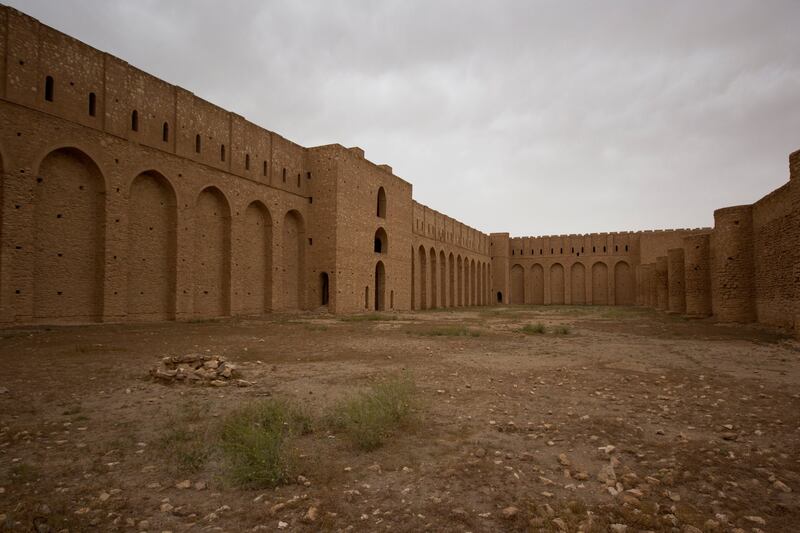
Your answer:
[9,0,800,235]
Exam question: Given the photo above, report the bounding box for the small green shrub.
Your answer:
[520,323,546,335]
[157,404,211,473]
[552,325,571,335]
[218,400,310,489]
[332,374,416,451]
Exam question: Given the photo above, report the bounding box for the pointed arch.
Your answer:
[550,263,565,305]
[531,264,544,305]
[439,250,447,308]
[375,261,386,310]
[194,187,231,318]
[282,210,305,310]
[374,227,388,254]
[456,255,463,306]
[127,171,177,320]
[418,246,427,309]
[570,262,586,305]
[242,201,273,314]
[448,252,455,307]
[377,187,387,218]
[592,262,609,305]
[429,247,438,308]
[34,147,105,321]
[511,264,525,304]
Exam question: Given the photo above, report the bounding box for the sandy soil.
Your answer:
[1,306,799,532]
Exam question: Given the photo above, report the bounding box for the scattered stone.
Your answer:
[609,524,627,533]
[744,516,766,525]
[552,517,567,531]
[501,506,518,519]
[557,453,570,467]
[683,526,702,533]
[773,480,792,492]
[175,479,192,489]
[277,521,288,529]
[194,481,207,491]
[150,354,241,386]
[304,506,318,522]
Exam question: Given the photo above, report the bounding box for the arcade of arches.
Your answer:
[509,261,634,306]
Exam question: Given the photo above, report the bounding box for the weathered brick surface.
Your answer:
[683,233,712,316]
[667,248,686,314]
[711,206,756,323]
[0,5,797,333]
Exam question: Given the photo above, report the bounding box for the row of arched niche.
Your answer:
[509,261,634,305]
[412,246,490,309]
[4,147,306,322]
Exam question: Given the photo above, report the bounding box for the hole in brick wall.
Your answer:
[88,92,96,116]
[16,132,21,136]
[220,144,226,162]
[282,168,286,182]
[162,122,169,142]
[308,238,313,245]
[263,161,267,176]
[131,110,139,131]
[309,197,313,204]
[625,245,628,252]
[297,174,301,187]
[15,290,20,294]
[56,214,62,218]
[195,135,201,153]
[57,291,62,296]
[615,245,618,252]
[603,246,606,252]
[307,172,312,180]
[245,154,250,170]
[14,205,19,209]
[18,59,24,65]
[44,76,54,101]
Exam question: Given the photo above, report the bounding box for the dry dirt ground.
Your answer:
[1,306,799,533]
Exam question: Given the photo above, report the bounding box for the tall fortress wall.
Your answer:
[0,6,797,334]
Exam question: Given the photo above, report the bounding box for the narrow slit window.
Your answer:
[131,110,139,131]
[297,174,301,187]
[88,92,96,116]
[195,134,202,153]
[263,161,267,177]
[245,154,250,170]
[162,122,169,142]
[282,168,287,182]
[44,76,54,101]
[220,144,226,162]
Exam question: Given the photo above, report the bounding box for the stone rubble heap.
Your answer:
[149,353,251,387]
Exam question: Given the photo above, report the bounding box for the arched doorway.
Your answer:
[375,261,385,311]
[615,261,634,305]
[550,263,565,305]
[531,264,544,304]
[320,272,329,306]
[570,262,586,305]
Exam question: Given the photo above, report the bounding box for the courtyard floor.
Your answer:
[0,306,799,532]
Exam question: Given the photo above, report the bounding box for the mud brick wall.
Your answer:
[0,5,797,332]
[667,248,686,314]
[683,233,712,317]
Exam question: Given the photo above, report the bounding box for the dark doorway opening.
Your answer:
[375,261,385,311]
[320,272,329,306]
[496,291,503,303]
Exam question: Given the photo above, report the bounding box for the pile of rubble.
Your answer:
[150,353,251,387]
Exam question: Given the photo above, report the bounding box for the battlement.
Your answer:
[411,201,490,255]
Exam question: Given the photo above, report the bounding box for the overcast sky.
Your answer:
[9,0,800,236]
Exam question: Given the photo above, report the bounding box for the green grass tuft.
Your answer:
[552,325,571,335]
[519,323,547,335]
[218,399,311,489]
[332,374,416,451]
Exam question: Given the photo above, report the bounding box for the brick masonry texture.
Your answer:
[0,6,797,333]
